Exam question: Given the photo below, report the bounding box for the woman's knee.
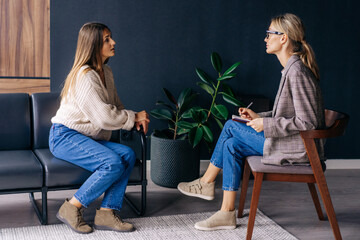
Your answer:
[101,153,124,173]
[224,138,236,154]
[100,145,136,173]
[223,120,236,129]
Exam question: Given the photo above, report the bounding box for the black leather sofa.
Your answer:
[0,92,147,225]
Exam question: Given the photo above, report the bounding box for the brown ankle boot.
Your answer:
[56,199,93,234]
[94,209,134,232]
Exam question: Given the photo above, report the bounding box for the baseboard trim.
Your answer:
[147,159,360,170]
[325,159,360,169]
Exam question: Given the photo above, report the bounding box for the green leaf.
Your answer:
[156,101,175,110]
[177,120,197,136]
[177,127,190,135]
[177,88,191,110]
[211,52,222,72]
[177,134,187,140]
[163,88,177,105]
[179,92,198,115]
[177,120,196,129]
[150,109,173,120]
[188,127,196,147]
[221,92,244,107]
[196,82,214,95]
[192,106,203,112]
[193,127,204,148]
[192,110,202,122]
[217,73,237,81]
[182,106,205,119]
[195,68,213,86]
[223,61,241,76]
[211,104,228,120]
[199,110,208,123]
[221,83,234,97]
[181,108,194,119]
[201,125,213,143]
[214,117,224,129]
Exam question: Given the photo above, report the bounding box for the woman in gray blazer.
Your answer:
[178,13,325,231]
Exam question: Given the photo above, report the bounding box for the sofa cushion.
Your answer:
[34,148,92,187]
[0,93,31,150]
[34,148,142,188]
[0,150,43,190]
[31,92,60,149]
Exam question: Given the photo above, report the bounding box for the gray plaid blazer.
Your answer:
[258,55,325,165]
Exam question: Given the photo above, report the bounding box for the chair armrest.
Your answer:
[300,117,349,139]
[300,129,339,139]
[131,126,146,163]
[130,127,147,180]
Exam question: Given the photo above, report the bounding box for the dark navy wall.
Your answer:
[51,0,360,159]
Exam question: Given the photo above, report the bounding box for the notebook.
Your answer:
[232,114,251,123]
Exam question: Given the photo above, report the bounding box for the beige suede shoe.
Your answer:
[177,178,215,200]
[56,199,93,234]
[94,209,134,232]
[194,210,236,231]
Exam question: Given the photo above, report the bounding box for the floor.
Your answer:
[0,166,359,240]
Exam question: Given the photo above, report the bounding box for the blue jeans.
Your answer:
[211,120,265,191]
[49,123,136,211]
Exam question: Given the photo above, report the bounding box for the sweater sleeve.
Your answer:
[74,70,135,131]
[262,71,318,138]
[258,111,272,118]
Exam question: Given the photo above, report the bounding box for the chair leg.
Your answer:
[29,188,48,225]
[314,172,342,240]
[238,160,251,218]
[307,183,325,220]
[42,188,48,224]
[246,172,264,240]
[124,180,147,216]
[304,139,342,239]
[140,180,147,216]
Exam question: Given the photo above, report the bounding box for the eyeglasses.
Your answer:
[265,30,284,39]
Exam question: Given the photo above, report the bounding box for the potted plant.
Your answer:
[150,52,244,188]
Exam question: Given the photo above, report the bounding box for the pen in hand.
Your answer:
[245,102,253,109]
[240,102,253,118]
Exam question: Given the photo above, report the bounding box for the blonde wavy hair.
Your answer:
[60,22,111,100]
[271,13,320,80]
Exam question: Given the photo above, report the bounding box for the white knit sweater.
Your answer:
[51,65,136,141]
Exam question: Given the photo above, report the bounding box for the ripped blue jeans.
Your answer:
[210,120,265,191]
[49,123,136,210]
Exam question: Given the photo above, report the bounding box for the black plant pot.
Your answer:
[150,133,200,188]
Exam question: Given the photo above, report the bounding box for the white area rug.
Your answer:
[0,209,297,240]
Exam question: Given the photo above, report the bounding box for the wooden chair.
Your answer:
[237,109,349,240]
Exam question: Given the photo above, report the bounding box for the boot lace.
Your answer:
[112,211,125,225]
[76,208,88,227]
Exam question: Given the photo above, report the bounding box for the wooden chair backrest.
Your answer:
[300,109,349,139]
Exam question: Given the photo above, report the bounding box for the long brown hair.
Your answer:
[60,22,111,100]
[271,13,320,80]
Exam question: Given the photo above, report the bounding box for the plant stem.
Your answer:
[206,73,221,121]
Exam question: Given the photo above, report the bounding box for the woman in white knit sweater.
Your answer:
[49,22,149,234]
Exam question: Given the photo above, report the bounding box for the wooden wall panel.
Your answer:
[0,79,50,94]
[0,0,50,94]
